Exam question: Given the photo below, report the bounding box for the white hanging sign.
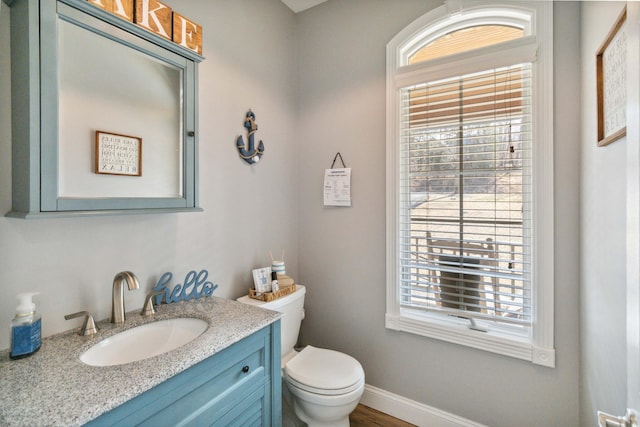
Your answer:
[323,168,352,207]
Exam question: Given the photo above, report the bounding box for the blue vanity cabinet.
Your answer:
[85,321,281,427]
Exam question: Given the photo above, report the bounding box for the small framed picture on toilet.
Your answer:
[252,267,272,293]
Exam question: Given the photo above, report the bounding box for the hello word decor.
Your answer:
[86,0,203,55]
[152,269,218,304]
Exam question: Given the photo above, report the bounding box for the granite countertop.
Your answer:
[0,297,281,427]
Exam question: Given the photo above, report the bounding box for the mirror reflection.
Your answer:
[57,19,183,199]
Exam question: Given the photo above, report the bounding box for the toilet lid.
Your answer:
[284,346,364,395]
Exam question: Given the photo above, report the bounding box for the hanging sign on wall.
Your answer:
[323,168,352,207]
[323,153,351,207]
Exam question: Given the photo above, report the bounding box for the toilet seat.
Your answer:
[284,346,364,396]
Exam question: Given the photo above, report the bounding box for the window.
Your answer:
[409,25,524,64]
[386,1,554,367]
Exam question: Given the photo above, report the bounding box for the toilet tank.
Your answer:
[237,285,306,357]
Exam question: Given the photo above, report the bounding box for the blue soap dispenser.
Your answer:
[10,292,42,360]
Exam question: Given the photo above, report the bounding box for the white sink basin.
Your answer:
[80,318,208,367]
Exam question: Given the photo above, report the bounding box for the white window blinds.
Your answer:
[398,64,532,326]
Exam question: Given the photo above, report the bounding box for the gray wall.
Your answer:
[0,0,299,349]
[296,1,581,426]
[579,1,628,423]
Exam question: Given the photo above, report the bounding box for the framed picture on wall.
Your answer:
[596,7,627,147]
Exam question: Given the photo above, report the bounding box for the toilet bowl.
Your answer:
[284,345,364,427]
[237,285,365,427]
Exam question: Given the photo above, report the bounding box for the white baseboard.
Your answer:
[360,384,487,427]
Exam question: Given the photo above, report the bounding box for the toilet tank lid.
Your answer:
[284,345,364,391]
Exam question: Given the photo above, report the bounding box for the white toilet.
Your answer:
[238,285,365,427]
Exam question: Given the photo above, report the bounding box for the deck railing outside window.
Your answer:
[402,216,529,325]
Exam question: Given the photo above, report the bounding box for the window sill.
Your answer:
[385,310,555,367]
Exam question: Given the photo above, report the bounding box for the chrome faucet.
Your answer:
[111,271,140,324]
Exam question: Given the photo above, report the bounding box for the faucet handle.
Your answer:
[141,290,165,317]
[65,311,99,336]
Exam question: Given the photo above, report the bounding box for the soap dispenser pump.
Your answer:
[10,292,42,360]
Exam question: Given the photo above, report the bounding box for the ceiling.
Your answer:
[280,0,328,13]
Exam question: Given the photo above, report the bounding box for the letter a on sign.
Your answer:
[87,0,134,22]
[135,0,173,40]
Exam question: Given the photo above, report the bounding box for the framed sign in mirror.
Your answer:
[597,6,627,147]
[95,131,142,177]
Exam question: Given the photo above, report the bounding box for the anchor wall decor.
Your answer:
[236,110,264,164]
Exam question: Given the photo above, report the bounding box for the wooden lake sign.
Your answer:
[173,11,203,55]
[86,0,203,55]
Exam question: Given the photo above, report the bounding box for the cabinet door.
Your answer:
[85,325,278,427]
[7,0,202,218]
[211,385,266,427]
[137,341,267,426]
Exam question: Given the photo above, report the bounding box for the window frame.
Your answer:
[385,1,555,367]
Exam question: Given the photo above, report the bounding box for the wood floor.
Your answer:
[349,404,416,427]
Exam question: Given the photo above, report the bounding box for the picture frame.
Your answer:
[252,267,272,293]
[95,130,142,176]
[596,7,627,147]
